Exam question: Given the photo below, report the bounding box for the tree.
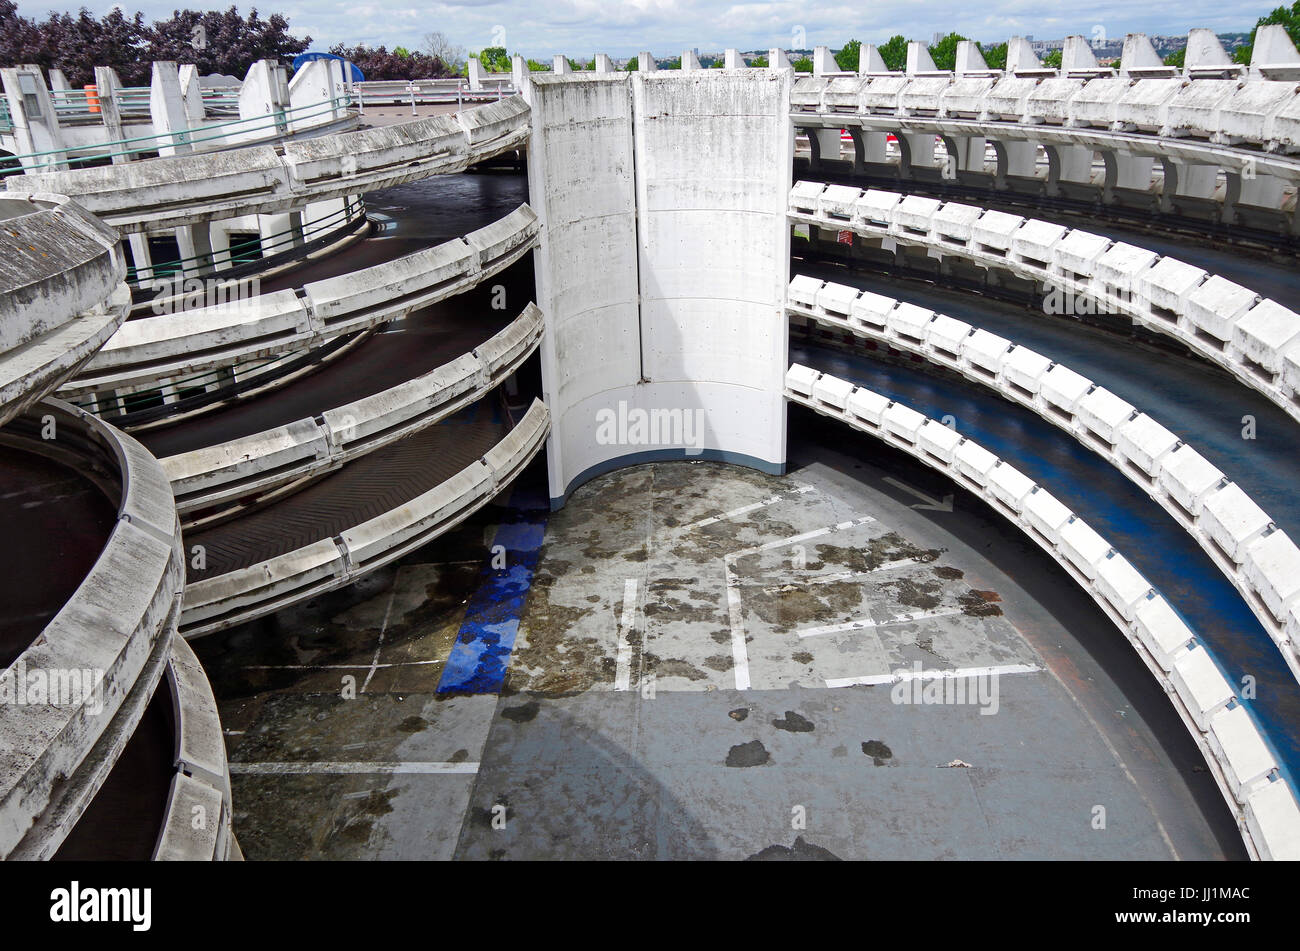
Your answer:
[472,46,510,71]
[928,32,967,70]
[328,43,450,80]
[878,34,907,71]
[1042,48,1062,68]
[624,56,638,70]
[750,54,768,68]
[835,39,860,71]
[1164,48,1186,67]
[1234,1,1300,63]
[423,30,465,73]
[981,41,1008,69]
[792,55,813,72]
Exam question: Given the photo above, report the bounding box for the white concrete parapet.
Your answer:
[785,365,1299,860]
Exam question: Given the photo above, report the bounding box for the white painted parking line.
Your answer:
[684,485,815,530]
[797,607,965,638]
[761,557,920,593]
[825,663,1042,689]
[615,577,638,691]
[229,761,480,775]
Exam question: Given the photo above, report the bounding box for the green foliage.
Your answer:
[660,56,682,69]
[981,41,1007,69]
[927,32,966,70]
[878,34,907,71]
[526,58,548,71]
[792,55,813,72]
[624,56,638,70]
[1042,48,1062,68]
[1234,1,1300,63]
[1163,48,1186,67]
[835,39,860,71]
[751,54,768,68]
[472,45,510,71]
[393,45,410,58]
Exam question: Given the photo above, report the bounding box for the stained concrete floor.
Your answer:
[195,450,1241,860]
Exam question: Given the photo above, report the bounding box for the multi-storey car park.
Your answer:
[3,26,1300,861]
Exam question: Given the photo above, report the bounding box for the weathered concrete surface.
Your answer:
[203,458,1237,860]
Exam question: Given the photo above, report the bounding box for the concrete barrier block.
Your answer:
[1136,256,1207,319]
[155,773,225,861]
[786,363,820,397]
[845,387,890,427]
[1094,241,1160,296]
[790,180,827,212]
[1051,229,1111,278]
[953,440,999,486]
[790,76,828,111]
[853,189,901,227]
[930,202,984,245]
[859,75,908,114]
[788,274,824,308]
[1075,386,1135,445]
[1039,364,1092,416]
[464,204,538,269]
[1059,517,1111,581]
[1009,219,1069,269]
[892,194,943,236]
[1115,413,1180,479]
[303,239,475,325]
[899,76,952,116]
[987,462,1036,512]
[1026,77,1086,125]
[1023,487,1073,544]
[925,313,972,358]
[163,418,327,496]
[984,75,1040,121]
[885,302,935,343]
[182,539,342,625]
[917,420,962,464]
[324,352,482,447]
[456,95,530,152]
[1134,595,1194,671]
[284,115,464,183]
[815,281,859,317]
[1201,483,1272,564]
[1284,347,1300,398]
[1232,299,1300,376]
[1184,275,1258,346]
[850,290,898,330]
[970,209,1026,254]
[816,184,862,220]
[1244,529,1300,626]
[1157,445,1224,520]
[1215,80,1296,145]
[1171,646,1235,732]
[1000,345,1052,396]
[939,77,997,118]
[1245,779,1300,861]
[1269,91,1300,152]
[1111,78,1185,132]
[963,328,1011,375]
[1165,78,1238,138]
[1208,704,1277,803]
[1096,552,1152,622]
[823,76,865,112]
[811,374,855,410]
[1069,76,1133,129]
[881,402,927,443]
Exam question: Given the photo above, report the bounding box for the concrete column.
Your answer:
[553,55,572,74]
[638,52,657,72]
[809,128,843,164]
[1046,144,1093,194]
[682,50,703,71]
[940,134,988,178]
[859,44,889,73]
[1,66,67,170]
[595,54,615,74]
[175,223,215,278]
[1107,152,1154,191]
[993,139,1040,188]
[150,61,193,156]
[48,69,69,92]
[813,46,838,76]
[724,49,744,70]
[468,56,484,91]
[900,132,937,169]
[768,49,791,71]
[93,66,125,146]
[178,64,204,123]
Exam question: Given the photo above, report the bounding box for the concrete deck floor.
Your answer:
[195,449,1240,860]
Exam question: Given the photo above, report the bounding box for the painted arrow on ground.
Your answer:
[883,477,954,512]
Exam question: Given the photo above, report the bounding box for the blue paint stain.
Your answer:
[795,342,1300,794]
[437,484,548,695]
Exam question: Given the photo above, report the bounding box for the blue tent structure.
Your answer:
[292,52,365,83]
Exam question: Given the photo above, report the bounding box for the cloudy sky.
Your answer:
[16,0,1279,58]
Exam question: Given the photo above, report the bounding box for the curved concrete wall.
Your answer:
[789,275,1300,686]
[180,399,550,637]
[61,205,539,396]
[5,97,531,233]
[526,71,792,505]
[0,194,129,427]
[162,304,544,514]
[787,365,1300,861]
[0,400,184,859]
[790,182,1300,423]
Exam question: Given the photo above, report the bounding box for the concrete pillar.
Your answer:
[906,42,939,75]
[151,61,194,155]
[595,54,615,74]
[237,58,289,143]
[1108,153,1154,191]
[810,128,843,164]
[768,48,790,71]
[682,50,703,71]
[1047,144,1094,194]
[1120,34,1178,78]
[850,128,890,167]
[511,54,527,92]
[994,140,1040,187]
[860,44,890,73]
[553,55,572,74]
[900,132,937,169]
[724,49,744,70]
[636,52,656,72]
[1224,171,1286,223]
[93,66,125,144]
[468,56,484,91]
[1,66,67,170]
[940,134,988,178]
[175,223,215,278]
[813,46,838,76]
[48,68,69,92]
[955,41,990,75]
[178,64,204,123]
